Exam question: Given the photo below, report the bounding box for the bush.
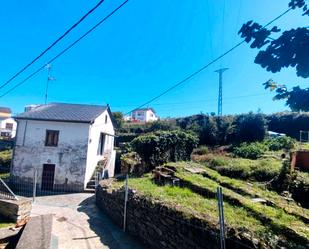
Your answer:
[120,152,145,176]
[192,146,209,155]
[0,150,12,171]
[266,136,296,151]
[267,112,309,139]
[130,130,198,169]
[234,112,267,143]
[233,142,267,159]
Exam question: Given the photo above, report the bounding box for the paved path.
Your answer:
[31,193,145,249]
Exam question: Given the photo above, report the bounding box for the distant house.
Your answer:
[11,103,116,192]
[0,107,17,139]
[131,108,158,122]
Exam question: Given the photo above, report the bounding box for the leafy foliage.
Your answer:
[233,142,267,159]
[264,80,309,112]
[266,112,309,139]
[234,113,267,143]
[130,130,198,169]
[266,136,296,151]
[0,150,12,172]
[176,114,235,145]
[239,0,309,111]
[192,146,209,155]
[112,112,124,128]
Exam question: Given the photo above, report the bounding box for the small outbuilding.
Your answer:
[11,103,116,192]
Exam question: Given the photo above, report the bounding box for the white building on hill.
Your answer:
[0,107,17,139]
[131,108,158,123]
[11,103,116,192]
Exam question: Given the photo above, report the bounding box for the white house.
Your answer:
[131,108,158,122]
[11,103,116,192]
[0,107,17,138]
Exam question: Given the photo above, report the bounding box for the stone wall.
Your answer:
[0,198,32,222]
[96,181,220,249]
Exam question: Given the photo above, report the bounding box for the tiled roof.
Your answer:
[133,107,156,113]
[15,103,108,123]
[0,107,11,113]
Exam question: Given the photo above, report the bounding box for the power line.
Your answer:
[112,93,269,108]
[124,7,292,115]
[0,0,130,98]
[0,0,105,91]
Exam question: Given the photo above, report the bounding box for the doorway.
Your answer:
[41,164,55,191]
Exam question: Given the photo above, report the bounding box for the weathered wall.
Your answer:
[85,110,115,183]
[12,120,89,191]
[96,182,220,249]
[0,198,32,222]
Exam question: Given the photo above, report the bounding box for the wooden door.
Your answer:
[41,164,55,191]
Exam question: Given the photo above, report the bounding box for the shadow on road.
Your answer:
[77,195,145,249]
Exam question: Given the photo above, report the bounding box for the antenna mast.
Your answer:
[44,64,56,104]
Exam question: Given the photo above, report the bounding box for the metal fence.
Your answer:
[5,169,100,200]
[0,177,18,200]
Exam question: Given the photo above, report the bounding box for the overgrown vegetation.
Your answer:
[0,149,12,173]
[112,161,309,248]
[233,142,267,159]
[130,130,198,170]
[192,153,281,182]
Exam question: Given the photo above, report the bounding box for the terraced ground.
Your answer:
[112,161,309,249]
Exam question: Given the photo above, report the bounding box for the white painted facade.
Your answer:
[12,109,115,191]
[0,117,17,138]
[131,108,158,122]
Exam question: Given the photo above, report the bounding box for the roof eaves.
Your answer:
[14,117,91,124]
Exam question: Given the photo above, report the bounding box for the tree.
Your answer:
[235,113,267,142]
[112,112,124,128]
[239,0,309,111]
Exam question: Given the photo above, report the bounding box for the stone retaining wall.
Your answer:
[96,181,221,249]
[0,198,32,222]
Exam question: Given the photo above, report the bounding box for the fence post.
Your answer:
[217,187,226,249]
[33,169,37,203]
[123,173,129,232]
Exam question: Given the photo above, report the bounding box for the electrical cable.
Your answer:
[0,0,130,98]
[0,0,105,90]
[124,7,292,115]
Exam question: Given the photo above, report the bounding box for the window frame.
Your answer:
[45,130,59,147]
[5,123,13,130]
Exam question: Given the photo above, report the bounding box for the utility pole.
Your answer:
[44,64,56,104]
[214,68,228,116]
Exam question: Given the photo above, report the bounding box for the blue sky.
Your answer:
[0,0,307,117]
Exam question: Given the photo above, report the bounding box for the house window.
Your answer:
[5,123,13,130]
[105,115,108,124]
[98,133,106,155]
[45,130,59,147]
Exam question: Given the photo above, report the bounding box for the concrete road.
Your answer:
[31,193,145,249]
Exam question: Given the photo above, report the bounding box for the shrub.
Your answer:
[266,136,296,151]
[267,112,309,139]
[233,142,267,159]
[192,146,209,155]
[120,152,145,176]
[130,130,198,169]
[234,112,267,142]
[0,150,12,172]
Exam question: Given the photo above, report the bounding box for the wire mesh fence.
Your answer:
[4,169,93,199]
[0,177,18,200]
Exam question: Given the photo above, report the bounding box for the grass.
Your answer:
[0,216,14,229]
[0,172,10,179]
[113,175,267,234]
[173,162,309,222]
[172,165,309,240]
[111,162,309,248]
[192,153,281,181]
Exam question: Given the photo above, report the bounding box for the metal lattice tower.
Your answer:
[215,68,228,116]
